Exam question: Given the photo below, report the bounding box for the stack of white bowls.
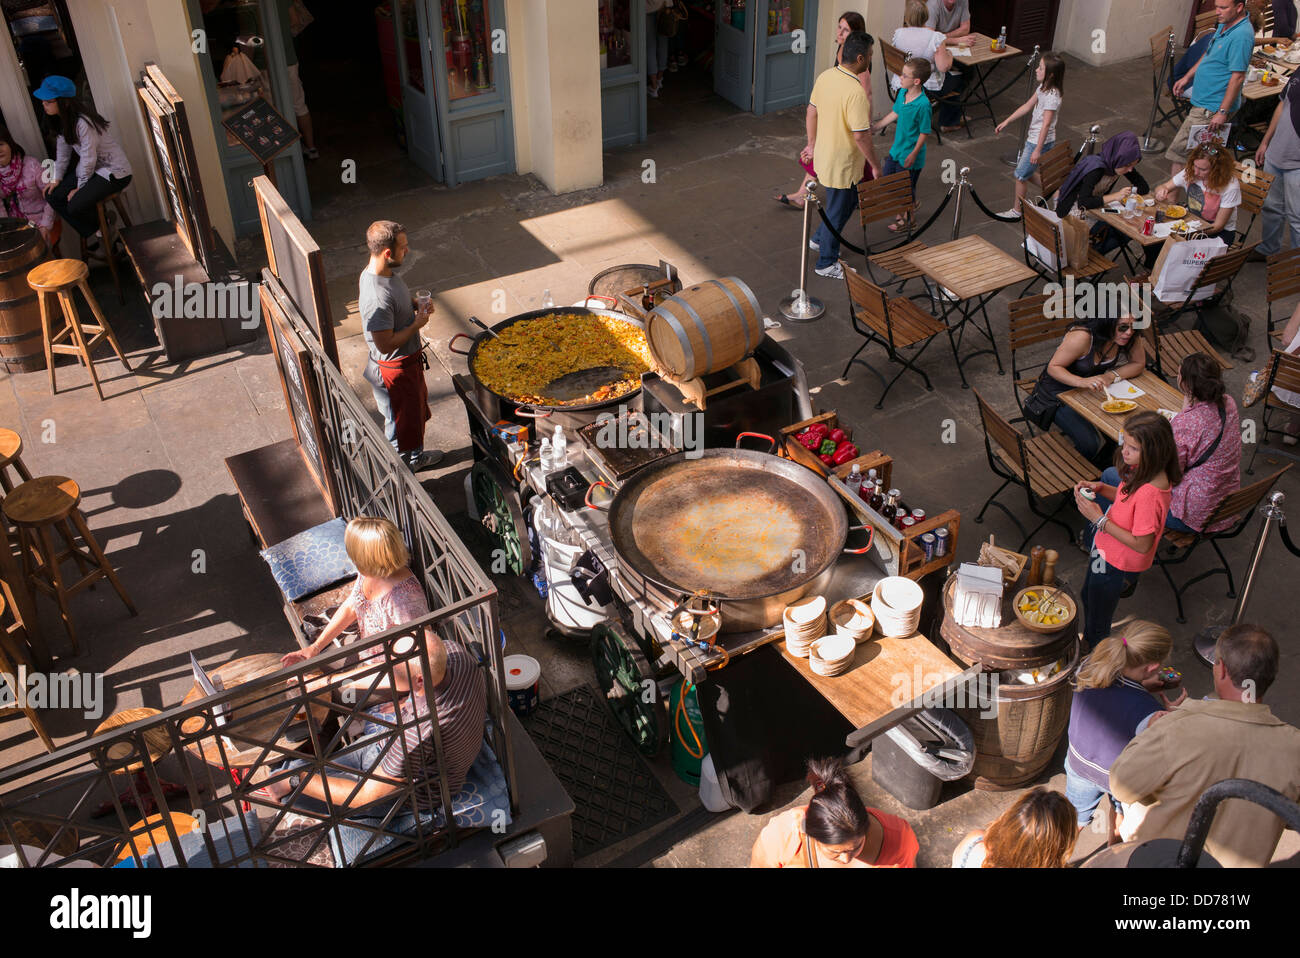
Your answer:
[783,595,827,656]
[871,576,924,638]
[808,633,856,676]
[830,597,875,644]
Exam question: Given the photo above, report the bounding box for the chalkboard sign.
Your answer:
[137,83,196,261]
[253,176,338,365]
[223,96,300,165]
[143,64,214,274]
[262,280,336,511]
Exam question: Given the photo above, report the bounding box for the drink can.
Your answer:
[921,533,936,561]
[1142,216,1154,236]
[911,509,926,522]
[934,526,950,557]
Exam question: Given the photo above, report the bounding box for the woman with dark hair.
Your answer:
[774,13,873,208]
[750,757,918,867]
[1075,412,1182,649]
[1055,130,1149,218]
[1022,312,1148,463]
[0,129,56,246]
[1096,353,1240,533]
[32,75,132,256]
[952,786,1078,867]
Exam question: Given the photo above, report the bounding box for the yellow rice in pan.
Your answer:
[474,312,652,406]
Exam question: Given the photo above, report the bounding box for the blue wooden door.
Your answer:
[601,0,646,147]
[753,0,818,115]
[714,0,756,110]
[395,0,444,181]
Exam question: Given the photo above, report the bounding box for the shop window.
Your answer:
[440,0,493,101]
[765,0,802,37]
[397,0,424,93]
[198,0,281,147]
[599,0,632,71]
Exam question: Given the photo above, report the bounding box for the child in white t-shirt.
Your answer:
[994,52,1065,218]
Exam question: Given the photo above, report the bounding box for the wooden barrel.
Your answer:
[0,219,48,373]
[645,276,762,381]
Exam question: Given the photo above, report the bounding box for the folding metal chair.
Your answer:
[1007,294,1071,431]
[1265,248,1300,335]
[1019,203,1116,296]
[1247,349,1300,473]
[841,263,947,409]
[856,172,928,293]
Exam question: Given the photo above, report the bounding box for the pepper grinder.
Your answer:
[1027,545,1045,586]
[1042,549,1059,587]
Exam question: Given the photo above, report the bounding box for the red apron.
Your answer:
[375,353,431,453]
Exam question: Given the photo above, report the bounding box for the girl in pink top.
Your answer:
[0,131,56,246]
[1075,412,1181,648]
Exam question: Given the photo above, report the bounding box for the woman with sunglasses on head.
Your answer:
[32,76,132,259]
[1022,312,1148,465]
[1097,353,1240,534]
[1145,143,1241,268]
[774,12,873,208]
[1074,412,1182,650]
[750,757,918,868]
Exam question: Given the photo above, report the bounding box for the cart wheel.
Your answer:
[470,460,531,576]
[591,622,666,757]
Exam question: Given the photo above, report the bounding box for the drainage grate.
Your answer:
[522,685,678,859]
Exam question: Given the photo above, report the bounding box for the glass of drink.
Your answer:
[416,290,432,314]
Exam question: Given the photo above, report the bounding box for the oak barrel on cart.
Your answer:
[939,577,1080,790]
[645,277,762,380]
[0,219,48,373]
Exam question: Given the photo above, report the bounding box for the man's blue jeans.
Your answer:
[1258,159,1300,256]
[814,183,860,269]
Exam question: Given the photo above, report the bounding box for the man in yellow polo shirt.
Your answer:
[806,31,879,280]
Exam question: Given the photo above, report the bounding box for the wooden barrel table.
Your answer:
[940,577,1080,790]
[0,219,48,373]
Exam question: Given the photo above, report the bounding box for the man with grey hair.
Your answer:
[359,220,442,471]
[1109,624,1300,866]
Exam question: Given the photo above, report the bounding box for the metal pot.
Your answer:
[449,306,647,432]
[601,434,872,632]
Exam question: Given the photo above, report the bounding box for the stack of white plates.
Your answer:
[783,595,827,656]
[808,634,856,676]
[872,576,924,638]
[830,597,875,644]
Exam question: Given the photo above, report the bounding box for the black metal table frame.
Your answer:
[954,52,1030,127]
[917,280,1008,388]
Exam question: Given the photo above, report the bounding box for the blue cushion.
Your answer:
[260,518,356,602]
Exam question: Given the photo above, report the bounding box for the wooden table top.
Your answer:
[1087,197,1195,247]
[946,33,1022,66]
[1059,369,1184,443]
[180,653,328,769]
[904,236,1037,301]
[780,629,965,735]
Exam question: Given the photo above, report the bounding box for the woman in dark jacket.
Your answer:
[1055,130,1149,216]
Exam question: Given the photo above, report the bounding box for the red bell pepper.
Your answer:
[832,441,859,465]
[796,430,821,451]
[807,422,830,438]
[819,453,836,465]
[829,427,848,445]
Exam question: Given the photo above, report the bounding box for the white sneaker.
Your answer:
[999,208,1022,220]
[814,262,843,280]
[808,239,820,251]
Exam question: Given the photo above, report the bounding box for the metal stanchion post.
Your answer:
[1000,46,1042,167]
[780,180,826,323]
[1193,491,1287,666]
[1141,31,1176,154]
[951,167,970,240]
[1074,124,1102,163]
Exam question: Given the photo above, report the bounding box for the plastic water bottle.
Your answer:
[539,438,553,475]
[1124,192,1138,219]
[996,26,1007,51]
[845,463,863,498]
[541,288,555,309]
[552,424,567,468]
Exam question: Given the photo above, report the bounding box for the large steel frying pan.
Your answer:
[449,306,647,420]
[603,434,873,633]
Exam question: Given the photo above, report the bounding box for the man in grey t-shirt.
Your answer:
[926,0,971,38]
[1252,78,1300,260]
[359,220,442,470]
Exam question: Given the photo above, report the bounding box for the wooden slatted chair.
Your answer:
[856,172,928,291]
[1007,293,1071,430]
[879,40,958,146]
[841,263,947,409]
[1149,28,1186,130]
[973,389,1101,550]
[1155,465,1292,622]
[1193,10,1218,35]
[1247,349,1300,472]
[1149,242,1255,329]
[1233,161,1274,247]
[1127,276,1233,379]
[1036,140,1074,206]
[1020,203,1116,294]
[1265,248,1300,334]
[1249,0,1275,35]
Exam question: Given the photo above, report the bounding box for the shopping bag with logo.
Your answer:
[1150,235,1227,304]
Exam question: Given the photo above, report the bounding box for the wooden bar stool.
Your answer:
[78,194,132,305]
[0,595,55,752]
[27,259,132,401]
[2,476,136,653]
[0,428,34,494]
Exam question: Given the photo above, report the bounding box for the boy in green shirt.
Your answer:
[873,58,932,231]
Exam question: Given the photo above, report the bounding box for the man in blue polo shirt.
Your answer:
[1167,0,1253,174]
